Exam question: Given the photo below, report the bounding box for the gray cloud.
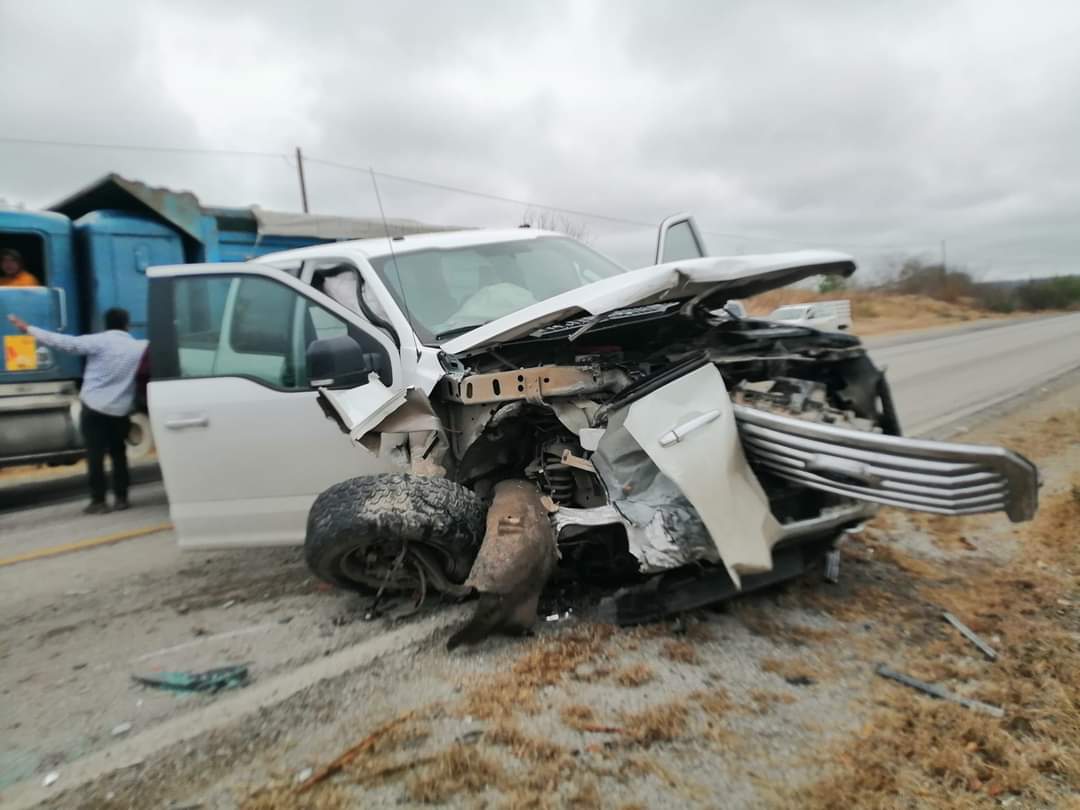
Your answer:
[1,0,1078,277]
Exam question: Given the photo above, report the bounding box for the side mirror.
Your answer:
[306,335,376,388]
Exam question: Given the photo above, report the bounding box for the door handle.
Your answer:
[658,409,722,447]
[164,415,209,430]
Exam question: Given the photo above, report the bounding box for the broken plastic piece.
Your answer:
[132,664,249,693]
[875,664,1004,717]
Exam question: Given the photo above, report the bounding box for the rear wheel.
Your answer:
[126,413,155,461]
[305,474,485,599]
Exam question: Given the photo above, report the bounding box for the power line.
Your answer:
[304,155,935,251]
[1,134,940,252]
[0,135,285,159]
[304,155,660,229]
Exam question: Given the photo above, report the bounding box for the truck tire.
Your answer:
[305,474,485,594]
[126,413,155,461]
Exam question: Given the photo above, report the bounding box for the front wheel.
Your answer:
[305,474,486,597]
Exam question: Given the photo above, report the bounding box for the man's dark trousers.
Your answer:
[80,406,130,503]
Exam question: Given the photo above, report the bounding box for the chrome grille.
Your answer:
[734,405,1038,522]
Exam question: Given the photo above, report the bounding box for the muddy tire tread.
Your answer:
[305,474,485,590]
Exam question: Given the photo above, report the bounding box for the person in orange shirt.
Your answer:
[0,249,39,287]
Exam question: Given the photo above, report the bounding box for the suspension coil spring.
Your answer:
[542,449,575,504]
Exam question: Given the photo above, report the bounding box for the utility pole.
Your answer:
[295,147,309,213]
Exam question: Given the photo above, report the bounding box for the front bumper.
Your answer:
[735,406,1039,522]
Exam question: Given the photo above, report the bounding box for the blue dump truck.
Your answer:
[0,173,446,467]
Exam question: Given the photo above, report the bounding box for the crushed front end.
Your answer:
[427,301,1037,622]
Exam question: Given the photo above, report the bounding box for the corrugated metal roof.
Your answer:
[250,208,459,240]
[49,174,460,244]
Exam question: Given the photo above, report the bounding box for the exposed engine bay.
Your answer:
[396,306,900,620]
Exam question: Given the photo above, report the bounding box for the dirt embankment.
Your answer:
[744,289,1021,336]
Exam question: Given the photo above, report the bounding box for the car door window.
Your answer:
[661,221,705,263]
[172,275,388,389]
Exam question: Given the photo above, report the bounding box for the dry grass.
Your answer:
[660,639,700,665]
[691,687,733,719]
[621,700,691,745]
[788,474,1080,809]
[486,720,567,762]
[405,743,505,804]
[460,624,613,719]
[748,689,798,714]
[239,782,350,810]
[565,779,604,808]
[743,289,1014,336]
[612,663,655,687]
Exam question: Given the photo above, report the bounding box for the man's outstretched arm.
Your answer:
[6,314,97,356]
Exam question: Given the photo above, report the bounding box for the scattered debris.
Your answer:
[295,714,412,793]
[761,657,820,686]
[942,612,998,660]
[294,768,313,784]
[875,664,1004,717]
[110,722,132,736]
[824,549,841,583]
[132,665,249,693]
[222,600,236,609]
[42,771,59,787]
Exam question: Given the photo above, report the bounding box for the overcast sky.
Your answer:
[2,0,1079,277]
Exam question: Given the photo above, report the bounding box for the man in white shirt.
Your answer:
[7,308,149,513]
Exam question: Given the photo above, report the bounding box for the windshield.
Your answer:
[367,236,629,343]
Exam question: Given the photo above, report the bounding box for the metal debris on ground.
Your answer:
[942,611,998,660]
[824,549,841,583]
[110,722,132,736]
[875,664,1004,717]
[42,771,59,787]
[132,664,249,693]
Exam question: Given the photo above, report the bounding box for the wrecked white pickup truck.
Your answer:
[146,214,1038,634]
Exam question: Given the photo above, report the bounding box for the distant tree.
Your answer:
[520,209,591,243]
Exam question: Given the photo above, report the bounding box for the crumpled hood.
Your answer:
[442,249,855,354]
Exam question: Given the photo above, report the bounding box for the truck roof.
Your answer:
[251,227,568,264]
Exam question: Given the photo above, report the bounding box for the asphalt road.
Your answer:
[865,313,1080,436]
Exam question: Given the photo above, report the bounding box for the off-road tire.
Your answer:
[305,474,485,591]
